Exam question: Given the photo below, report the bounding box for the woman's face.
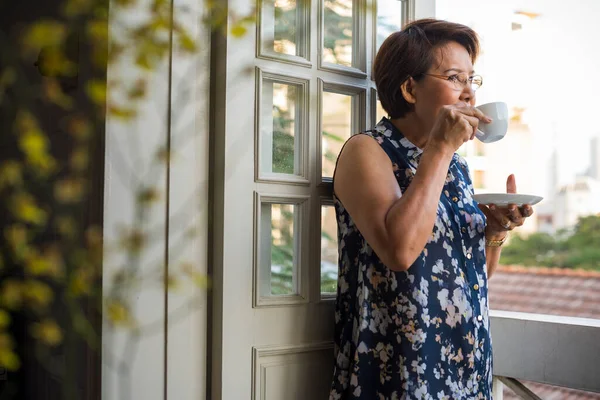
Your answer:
[411,41,477,128]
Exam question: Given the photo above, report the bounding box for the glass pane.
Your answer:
[264,203,296,295]
[322,91,352,177]
[321,205,338,295]
[261,80,300,176]
[323,0,353,67]
[274,0,299,56]
[376,0,402,50]
[436,0,600,321]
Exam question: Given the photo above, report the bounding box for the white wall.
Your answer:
[102,0,210,398]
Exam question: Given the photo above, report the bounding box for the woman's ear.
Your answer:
[400,78,417,104]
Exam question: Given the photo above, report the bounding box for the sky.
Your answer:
[437,0,600,192]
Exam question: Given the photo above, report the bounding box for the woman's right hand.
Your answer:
[427,104,492,153]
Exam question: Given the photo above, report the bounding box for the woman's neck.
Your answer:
[389,114,430,149]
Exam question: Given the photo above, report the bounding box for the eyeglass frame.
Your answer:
[420,72,483,91]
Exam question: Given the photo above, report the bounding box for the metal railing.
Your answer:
[493,377,543,400]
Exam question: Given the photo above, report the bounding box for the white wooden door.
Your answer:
[210,1,430,399]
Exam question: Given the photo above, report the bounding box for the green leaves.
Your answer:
[86,80,107,106]
[502,215,600,270]
[0,161,23,190]
[0,0,254,379]
[31,319,63,347]
[10,192,48,226]
[15,111,57,176]
[231,24,248,38]
[21,20,67,57]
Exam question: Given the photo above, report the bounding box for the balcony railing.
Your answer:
[490,310,600,399]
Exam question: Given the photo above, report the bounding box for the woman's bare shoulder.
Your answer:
[334,133,394,195]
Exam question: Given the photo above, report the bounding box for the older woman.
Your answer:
[329,19,533,399]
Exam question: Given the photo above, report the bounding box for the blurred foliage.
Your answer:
[0,0,255,398]
[0,0,391,397]
[501,214,600,270]
[272,103,296,175]
[322,0,353,65]
[270,205,295,295]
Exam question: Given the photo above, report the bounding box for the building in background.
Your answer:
[553,175,600,231]
[588,136,600,180]
[452,7,600,236]
[539,136,600,233]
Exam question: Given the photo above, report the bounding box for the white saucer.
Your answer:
[472,193,543,207]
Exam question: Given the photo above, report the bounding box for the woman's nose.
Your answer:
[459,85,475,105]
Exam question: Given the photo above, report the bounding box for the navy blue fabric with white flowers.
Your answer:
[329,118,493,400]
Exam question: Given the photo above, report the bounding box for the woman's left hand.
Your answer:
[477,174,534,239]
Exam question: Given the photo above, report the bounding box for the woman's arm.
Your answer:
[485,230,506,278]
[334,105,489,272]
[334,135,454,272]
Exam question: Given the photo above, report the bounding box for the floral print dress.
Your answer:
[329,118,493,400]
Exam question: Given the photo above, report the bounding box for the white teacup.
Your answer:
[475,102,509,143]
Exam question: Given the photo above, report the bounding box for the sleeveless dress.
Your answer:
[329,118,493,400]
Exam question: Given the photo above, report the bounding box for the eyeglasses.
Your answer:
[422,72,483,91]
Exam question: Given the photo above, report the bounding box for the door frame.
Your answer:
[207,1,437,399]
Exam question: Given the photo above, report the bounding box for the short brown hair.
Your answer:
[373,19,480,119]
